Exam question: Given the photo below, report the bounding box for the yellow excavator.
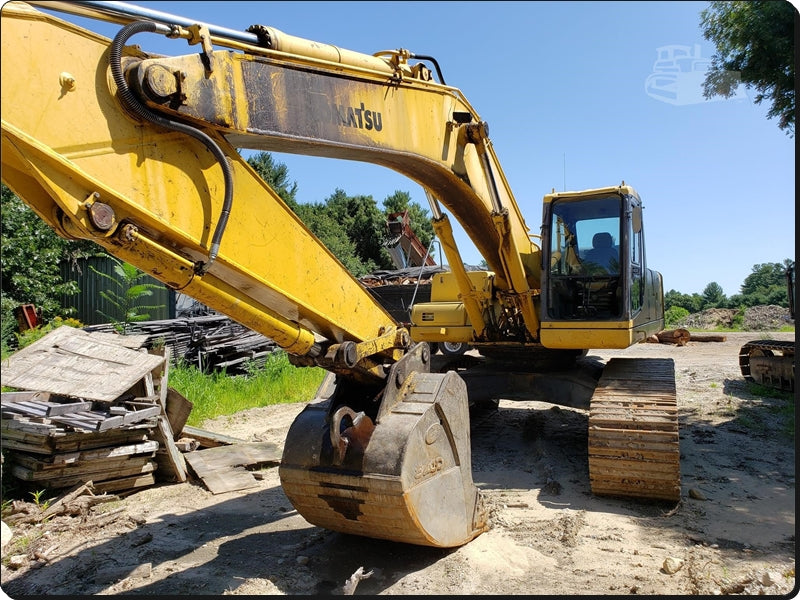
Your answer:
[1,1,680,548]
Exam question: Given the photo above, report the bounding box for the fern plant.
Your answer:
[90,257,165,334]
[1,312,17,359]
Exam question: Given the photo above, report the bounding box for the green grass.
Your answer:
[169,350,326,427]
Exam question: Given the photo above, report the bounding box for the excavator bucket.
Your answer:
[279,343,487,547]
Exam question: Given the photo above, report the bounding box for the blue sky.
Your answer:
[31,1,795,297]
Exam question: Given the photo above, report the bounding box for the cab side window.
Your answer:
[630,217,643,312]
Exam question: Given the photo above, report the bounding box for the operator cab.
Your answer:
[539,185,664,349]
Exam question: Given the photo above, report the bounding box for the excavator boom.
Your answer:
[1,1,400,362]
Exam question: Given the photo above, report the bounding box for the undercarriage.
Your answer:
[739,339,795,392]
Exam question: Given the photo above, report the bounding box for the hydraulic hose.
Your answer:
[410,53,446,85]
[110,20,233,275]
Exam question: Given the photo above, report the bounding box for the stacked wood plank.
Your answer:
[1,325,288,498]
[1,395,160,493]
[0,327,188,494]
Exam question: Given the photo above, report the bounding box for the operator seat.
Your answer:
[584,232,618,273]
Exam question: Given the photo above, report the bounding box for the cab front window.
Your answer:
[546,195,622,320]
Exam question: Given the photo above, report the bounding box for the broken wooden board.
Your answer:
[180,425,247,448]
[183,442,281,494]
[165,387,193,439]
[0,326,163,401]
[150,414,187,483]
[93,473,155,494]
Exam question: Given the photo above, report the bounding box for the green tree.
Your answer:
[325,189,393,272]
[701,281,726,308]
[664,305,690,328]
[91,257,166,333]
[739,259,795,307]
[725,292,747,309]
[664,289,703,313]
[700,1,796,136]
[293,202,373,275]
[1,184,96,328]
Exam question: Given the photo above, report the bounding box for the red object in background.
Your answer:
[14,304,40,331]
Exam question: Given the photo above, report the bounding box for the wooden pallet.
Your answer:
[1,421,154,455]
[12,460,158,490]
[11,448,158,483]
[183,442,281,494]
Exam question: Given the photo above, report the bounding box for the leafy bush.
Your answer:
[15,318,84,349]
[664,306,689,327]
[0,309,17,359]
[1,184,96,322]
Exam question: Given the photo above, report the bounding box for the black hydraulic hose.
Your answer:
[110,20,233,275]
[410,53,446,86]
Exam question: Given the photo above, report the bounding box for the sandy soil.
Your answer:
[1,331,795,596]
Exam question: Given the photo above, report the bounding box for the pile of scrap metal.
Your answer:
[359,265,445,324]
[83,315,279,373]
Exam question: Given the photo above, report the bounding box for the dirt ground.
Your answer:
[1,331,795,597]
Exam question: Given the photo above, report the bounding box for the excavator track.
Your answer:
[739,340,794,392]
[588,358,680,502]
